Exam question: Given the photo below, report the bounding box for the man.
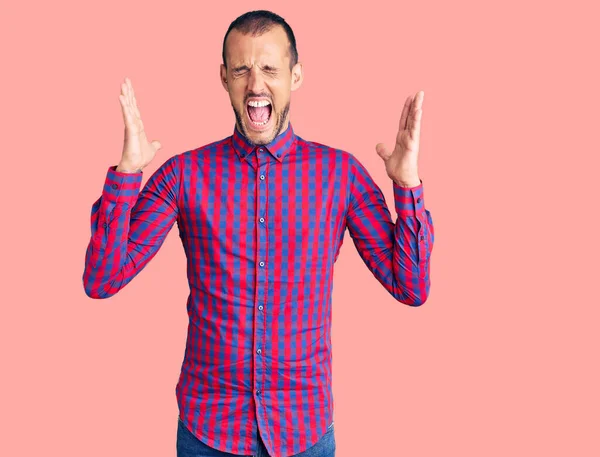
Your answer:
[83,9,434,457]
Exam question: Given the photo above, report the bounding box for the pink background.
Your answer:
[2,0,599,455]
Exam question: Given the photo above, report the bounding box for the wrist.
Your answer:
[393,177,421,188]
[116,163,143,173]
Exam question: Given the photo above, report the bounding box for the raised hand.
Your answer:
[117,77,162,172]
[375,90,424,187]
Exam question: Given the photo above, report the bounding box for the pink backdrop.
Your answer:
[2,0,599,455]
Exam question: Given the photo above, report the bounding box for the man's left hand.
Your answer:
[375,90,424,188]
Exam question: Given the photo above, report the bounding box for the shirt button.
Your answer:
[276,153,281,158]
[259,217,265,223]
[257,348,262,354]
[258,148,263,152]
[417,197,421,203]
[111,183,118,190]
[103,222,107,228]
[260,174,265,180]
[258,305,264,310]
[256,390,261,396]
[420,235,425,240]
[259,261,265,267]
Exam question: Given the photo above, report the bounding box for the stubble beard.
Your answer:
[233,101,290,146]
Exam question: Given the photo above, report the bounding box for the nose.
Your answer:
[247,66,265,93]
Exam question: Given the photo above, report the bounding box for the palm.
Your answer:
[390,119,419,168]
[376,90,424,184]
[119,77,161,169]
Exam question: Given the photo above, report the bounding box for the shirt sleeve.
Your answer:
[82,155,180,298]
[345,154,434,306]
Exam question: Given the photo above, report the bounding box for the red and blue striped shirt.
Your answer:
[83,122,434,457]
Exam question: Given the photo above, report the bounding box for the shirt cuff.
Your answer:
[393,179,426,218]
[102,165,143,204]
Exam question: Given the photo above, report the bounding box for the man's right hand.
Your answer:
[117,77,162,173]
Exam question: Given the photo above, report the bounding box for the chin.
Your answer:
[240,117,279,146]
[233,101,283,146]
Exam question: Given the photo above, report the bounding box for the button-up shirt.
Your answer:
[83,122,434,457]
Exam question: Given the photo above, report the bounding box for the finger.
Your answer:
[119,94,134,127]
[407,93,418,131]
[375,142,391,159]
[416,90,424,109]
[151,140,162,150]
[130,81,142,119]
[126,77,135,112]
[398,96,412,132]
[410,108,422,140]
[121,82,130,112]
[408,91,424,132]
[126,77,134,108]
[406,95,416,132]
[119,94,127,124]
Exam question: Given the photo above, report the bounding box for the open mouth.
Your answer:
[246,98,273,130]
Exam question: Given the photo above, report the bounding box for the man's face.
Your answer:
[221,26,303,145]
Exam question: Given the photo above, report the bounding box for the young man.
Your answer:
[83,9,434,457]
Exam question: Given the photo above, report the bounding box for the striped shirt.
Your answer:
[83,122,434,457]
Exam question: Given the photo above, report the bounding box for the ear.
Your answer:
[220,64,229,92]
[291,62,303,92]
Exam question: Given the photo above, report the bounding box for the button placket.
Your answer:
[254,146,269,415]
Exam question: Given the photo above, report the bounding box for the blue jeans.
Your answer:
[176,416,336,457]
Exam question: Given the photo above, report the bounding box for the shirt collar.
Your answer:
[232,122,296,163]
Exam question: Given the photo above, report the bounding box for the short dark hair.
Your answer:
[222,10,298,71]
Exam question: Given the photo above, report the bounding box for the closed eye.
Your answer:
[232,66,248,75]
[231,64,278,76]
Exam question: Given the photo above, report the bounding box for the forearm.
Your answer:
[83,166,144,298]
[390,180,434,305]
[83,157,181,299]
[346,155,435,306]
